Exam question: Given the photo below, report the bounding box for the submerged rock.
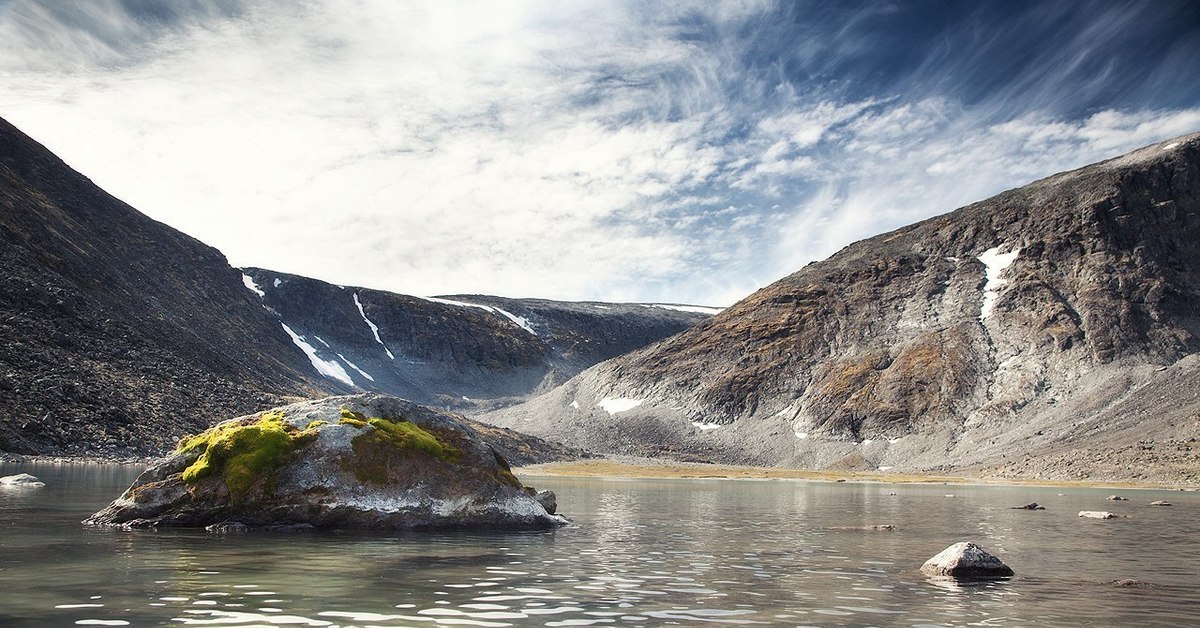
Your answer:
[0,473,45,487]
[1011,502,1045,510]
[920,542,1014,579]
[1079,511,1118,519]
[85,394,566,530]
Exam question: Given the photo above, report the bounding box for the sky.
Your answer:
[0,1,1198,306]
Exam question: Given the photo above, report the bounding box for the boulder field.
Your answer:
[85,394,565,530]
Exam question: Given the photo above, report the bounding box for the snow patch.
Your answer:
[593,305,611,310]
[691,421,722,431]
[241,274,265,298]
[273,278,282,288]
[354,293,395,360]
[337,354,375,382]
[596,397,643,415]
[977,245,1021,320]
[280,323,354,386]
[795,432,808,440]
[878,466,894,472]
[569,400,580,409]
[1163,142,1181,150]
[423,297,537,335]
[313,335,331,348]
[492,307,537,335]
[646,303,724,315]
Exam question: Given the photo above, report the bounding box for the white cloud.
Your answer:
[0,0,1195,306]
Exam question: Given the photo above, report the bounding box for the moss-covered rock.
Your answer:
[84,394,566,530]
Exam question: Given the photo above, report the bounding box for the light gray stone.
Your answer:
[1078,511,1118,519]
[0,473,45,487]
[920,542,1014,579]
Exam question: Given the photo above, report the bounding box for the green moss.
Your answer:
[338,415,461,485]
[176,410,314,501]
[363,417,459,461]
[305,420,328,430]
[339,408,367,422]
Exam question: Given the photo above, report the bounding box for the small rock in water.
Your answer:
[206,521,249,533]
[0,473,45,487]
[1011,502,1045,510]
[1148,500,1172,507]
[1079,511,1118,519]
[920,542,1014,579]
[1107,495,1129,501]
[1110,579,1158,588]
[871,524,896,531]
[534,490,557,515]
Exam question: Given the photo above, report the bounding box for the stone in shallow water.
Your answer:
[1149,500,1172,506]
[1079,511,1118,519]
[1107,495,1129,501]
[0,473,44,487]
[84,394,566,530]
[1011,502,1045,510]
[920,542,1014,579]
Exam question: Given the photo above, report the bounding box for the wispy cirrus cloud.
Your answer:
[0,0,1197,305]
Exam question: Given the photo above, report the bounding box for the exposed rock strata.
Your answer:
[85,394,566,530]
[483,134,1200,484]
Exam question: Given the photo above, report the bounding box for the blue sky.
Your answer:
[1,0,1198,305]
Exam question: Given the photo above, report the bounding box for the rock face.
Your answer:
[85,394,567,530]
[241,269,713,411]
[482,134,1200,483]
[920,542,1014,579]
[0,473,44,487]
[0,116,336,457]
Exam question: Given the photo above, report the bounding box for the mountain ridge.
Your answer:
[481,132,1200,484]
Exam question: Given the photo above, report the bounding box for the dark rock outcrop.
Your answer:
[920,542,1014,579]
[85,394,566,530]
[240,269,712,409]
[482,134,1200,483]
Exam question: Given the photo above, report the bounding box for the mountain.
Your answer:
[0,116,333,457]
[0,115,711,459]
[239,268,715,411]
[482,134,1200,484]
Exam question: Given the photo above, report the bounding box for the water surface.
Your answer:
[1,462,1196,626]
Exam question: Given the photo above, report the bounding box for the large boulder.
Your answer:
[920,542,1014,579]
[85,394,566,530]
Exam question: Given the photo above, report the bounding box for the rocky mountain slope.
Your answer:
[239,268,713,411]
[0,116,333,457]
[483,134,1200,484]
[0,115,708,460]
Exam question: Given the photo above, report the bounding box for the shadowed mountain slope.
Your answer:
[239,269,713,412]
[0,116,333,456]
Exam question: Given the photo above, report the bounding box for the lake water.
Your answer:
[1,463,1197,627]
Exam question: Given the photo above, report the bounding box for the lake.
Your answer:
[1,462,1197,627]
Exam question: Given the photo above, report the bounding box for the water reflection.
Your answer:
[1,463,1198,626]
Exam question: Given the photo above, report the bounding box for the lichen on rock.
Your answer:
[85,394,566,530]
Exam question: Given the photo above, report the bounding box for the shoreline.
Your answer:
[4,452,1195,491]
[515,457,1199,491]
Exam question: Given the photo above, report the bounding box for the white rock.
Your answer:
[920,541,1014,578]
[0,473,45,487]
[1078,511,1118,519]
